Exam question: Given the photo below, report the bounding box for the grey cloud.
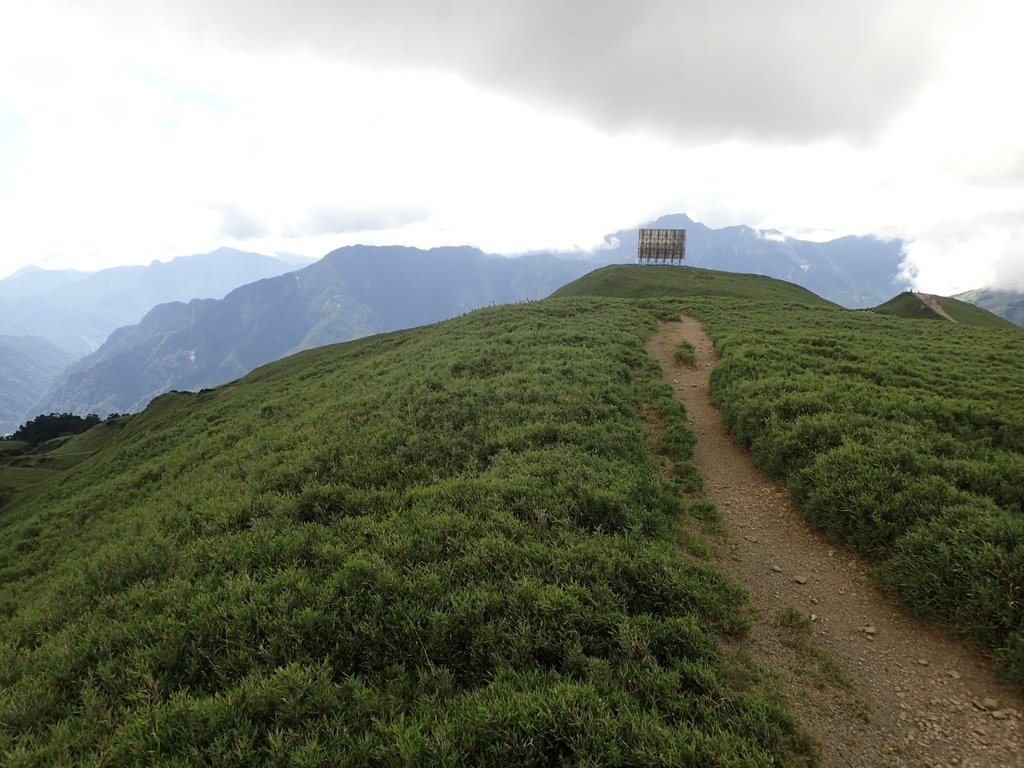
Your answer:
[73,0,953,143]
[991,232,1024,291]
[282,205,430,237]
[209,202,270,239]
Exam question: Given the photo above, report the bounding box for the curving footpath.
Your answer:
[648,317,1022,768]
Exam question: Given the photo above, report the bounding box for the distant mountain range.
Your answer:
[0,248,313,355]
[584,214,910,308]
[953,288,1024,328]
[30,246,593,417]
[21,212,1017,423]
[0,336,76,435]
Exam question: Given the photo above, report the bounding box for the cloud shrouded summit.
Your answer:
[69,0,949,143]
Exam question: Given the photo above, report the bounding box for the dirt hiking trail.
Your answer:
[648,318,1022,768]
[917,292,958,323]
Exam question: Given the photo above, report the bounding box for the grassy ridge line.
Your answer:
[872,292,947,322]
[873,291,1020,330]
[934,294,1021,328]
[654,296,1024,683]
[0,299,814,766]
[552,264,836,307]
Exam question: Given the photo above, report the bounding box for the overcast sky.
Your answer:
[2,0,1022,293]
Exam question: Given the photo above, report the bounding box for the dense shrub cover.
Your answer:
[677,297,1024,682]
[4,412,103,446]
[0,299,814,765]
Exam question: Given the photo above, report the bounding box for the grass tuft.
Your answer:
[673,340,696,365]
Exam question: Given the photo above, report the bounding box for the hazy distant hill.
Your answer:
[0,336,76,435]
[31,246,593,417]
[584,214,909,308]
[953,288,1024,328]
[0,266,88,297]
[0,248,314,355]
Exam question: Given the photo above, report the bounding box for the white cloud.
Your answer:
[282,205,431,238]
[0,0,1022,296]
[58,0,956,143]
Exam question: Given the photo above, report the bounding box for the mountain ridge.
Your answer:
[953,287,1024,328]
[0,248,314,355]
[873,290,1021,329]
[0,336,77,435]
[578,213,910,307]
[21,213,930,421]
[29,245,594,417]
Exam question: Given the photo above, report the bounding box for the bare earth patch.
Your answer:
[916,292,958,323]
[648,318,1022,768]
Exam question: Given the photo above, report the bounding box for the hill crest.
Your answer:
[873,290,1020,329]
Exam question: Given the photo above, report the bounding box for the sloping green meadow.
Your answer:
[873,291,1018,329]
[661,296,1023,682]
[561,262,1021,681]
[552,264,835,307]
[0,299,815,765]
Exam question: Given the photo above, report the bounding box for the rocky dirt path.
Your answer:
[648,318,1022,768]
[917,292,958,322]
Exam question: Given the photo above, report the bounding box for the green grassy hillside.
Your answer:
[0,299,814,765]
[872,291,943,321]
[696,299,1024,681]
[874,291,1019,329]
[8,260,1020,763]
[552,264,837,306]
[935,294,1020,328]
[0,420,130,510]
[557,267,1024,682]
[954,287,1024,328]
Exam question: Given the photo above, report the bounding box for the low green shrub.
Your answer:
[0,299,815,765]
[673,340,696,365]
[683,296,1024,682]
